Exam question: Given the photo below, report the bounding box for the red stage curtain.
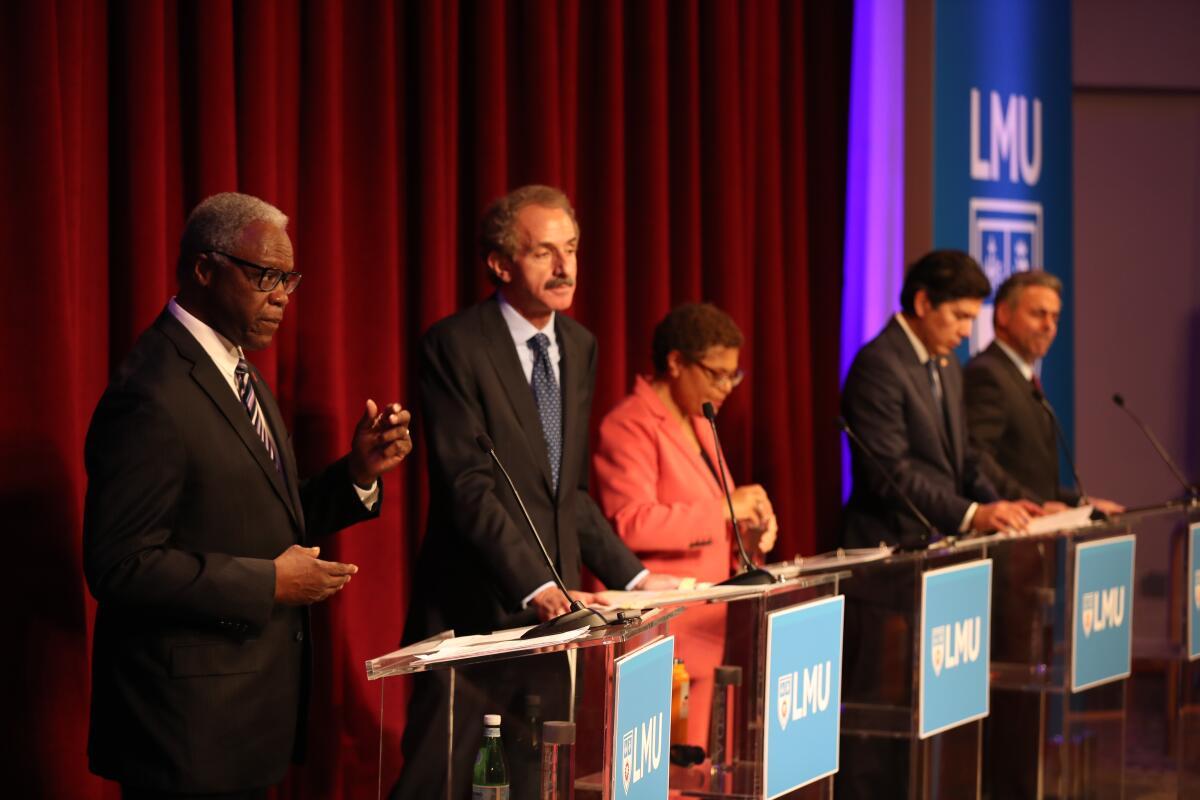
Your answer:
[1,1,848,796]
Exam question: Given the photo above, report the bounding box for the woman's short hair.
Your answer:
[651,303,744,374]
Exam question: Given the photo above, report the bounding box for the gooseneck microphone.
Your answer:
[1112,394,1199,503]
[836,416,940,548]
[1032,387,1107,521]
[475,434,607,638]
[701,402,775,586]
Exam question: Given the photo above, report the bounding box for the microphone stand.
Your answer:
[837,416,941,550]
[1034,388,1108,522]
[702,403,776,586]
[476,435,607,639]
[1112,394,1199,507]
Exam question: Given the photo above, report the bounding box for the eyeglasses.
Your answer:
[210,251,303,294]
[691,360,745,388]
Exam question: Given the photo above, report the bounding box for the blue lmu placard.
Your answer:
[1072,535,1135,692]
[763,595,844,798]
[612,635,673,800]
[919,559,992,739]
[1190,524,1200,661]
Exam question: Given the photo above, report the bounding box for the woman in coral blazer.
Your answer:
[594,303,776,751]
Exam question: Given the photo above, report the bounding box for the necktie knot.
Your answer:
[529,332,551,356]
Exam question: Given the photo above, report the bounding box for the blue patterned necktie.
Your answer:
[528,333,562,491]
[235,358,282,473]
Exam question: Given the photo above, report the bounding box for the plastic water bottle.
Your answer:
[472,714,510,799]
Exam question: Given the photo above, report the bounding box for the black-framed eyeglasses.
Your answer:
[210,251,303,294]
[690,360,745,388]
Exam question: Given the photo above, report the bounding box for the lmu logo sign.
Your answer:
[620,712,664,795]
[776,661,833,732]
[1081,587,1126,637]
[930,616,983,677]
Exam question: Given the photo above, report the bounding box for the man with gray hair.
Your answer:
[964,269,1121,513]
[83,192,412,798]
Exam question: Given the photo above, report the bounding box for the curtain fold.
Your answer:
[1,2,848,796]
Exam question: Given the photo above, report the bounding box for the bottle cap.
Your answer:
[542,720,576,744]
[483,714,501,726]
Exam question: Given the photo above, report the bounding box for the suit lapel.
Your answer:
[157,313,302,528]
[248,365,305,534]
[986,343,1056,453]
[885,321,957,470]
[940,358,965,473]
[556,315,584,501]
[480,298,557,495]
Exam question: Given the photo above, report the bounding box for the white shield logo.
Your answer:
[776,673,792,731]
[621,730,634,794]
[931,625,945,677]
[1194,570,1200,609]
[1082,592,1095,638]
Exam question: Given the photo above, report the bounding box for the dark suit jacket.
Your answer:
[840,317,1000,547]
[403,295,643,642]
[83,309,378,793]
[963,341,1078,505]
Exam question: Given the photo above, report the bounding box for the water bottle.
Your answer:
[472,713,510,799]
[670,658,690,744]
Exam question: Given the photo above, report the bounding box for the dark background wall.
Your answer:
[1073,0,1200,642]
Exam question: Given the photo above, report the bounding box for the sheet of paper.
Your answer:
[1025,504,1096,535]
[412,626,589,663]
[592,583,766,611]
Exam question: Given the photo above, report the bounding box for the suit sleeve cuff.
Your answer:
[959,502,979,533]
[353,480,380,510]
[521,581,556,609]
[624,569,649,591]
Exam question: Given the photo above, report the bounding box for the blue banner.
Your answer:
[1072,535,1135,692]
[763,595,844,797]
[932,0,1075,465]
[919,559,992,738]
[1188,524,1200,660]
[611,636,673,800]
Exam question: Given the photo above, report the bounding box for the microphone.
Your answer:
[1032,387,1107,521]
[701,402,775,586]
[836,416,939,549]
[475,434,606,638]
[1111,394,1199,504]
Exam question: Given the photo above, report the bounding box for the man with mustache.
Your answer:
[83,192,411,798]
[393,185,676,799]
[963,270,1122,513]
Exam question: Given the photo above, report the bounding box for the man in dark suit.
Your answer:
[393,185,676,799]
[837,250,1042,800]
[840,250,1039,548]
[964,270,1123,513]
[83,192,411,799]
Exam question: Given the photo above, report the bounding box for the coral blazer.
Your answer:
[594,376,736,746]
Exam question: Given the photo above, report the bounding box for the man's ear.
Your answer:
[486,251,512,284]
[192,253,215,288]
[913,289,930,318]
[994,300,1011,331]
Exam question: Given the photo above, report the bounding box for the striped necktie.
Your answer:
[235,358,281,473]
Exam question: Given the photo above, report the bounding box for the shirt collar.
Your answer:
[497,291,557,348]
[168,297,243,380]
[994,337,1035,381]
[894,312,932,365]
